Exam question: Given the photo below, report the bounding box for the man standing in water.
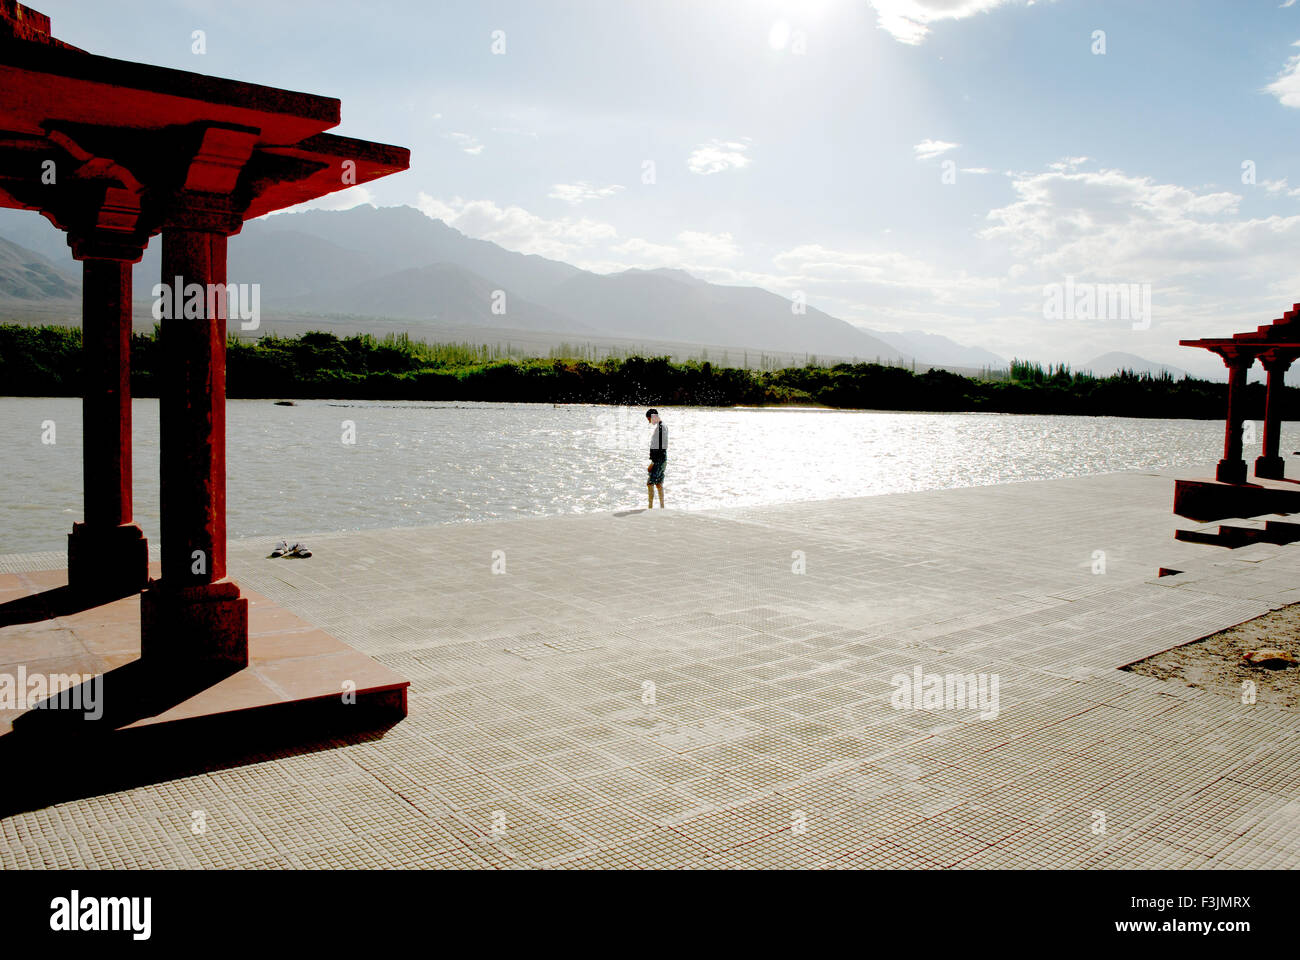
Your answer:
[646,408,667,509]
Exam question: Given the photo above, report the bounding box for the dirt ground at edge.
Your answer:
[1125,603,1300,711]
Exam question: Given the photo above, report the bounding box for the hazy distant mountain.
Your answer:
[0,204,946,362]
[248,210,902,358]
[0,203,582,305]
[241,205,581,303]
[0,235,78,301]
[285,261,589,331]
[0,209,73,265]
[538,267,904,360]
[140,229,385,302]
[872,328,1005,368]
[1082,352,1191,379]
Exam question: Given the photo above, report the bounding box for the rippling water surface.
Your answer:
[0,397,1276,553]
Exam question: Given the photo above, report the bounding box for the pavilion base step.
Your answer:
[1174,476,1300,522]
[1174,518,1300,549]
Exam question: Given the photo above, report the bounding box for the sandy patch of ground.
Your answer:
[1124,604,1300,710]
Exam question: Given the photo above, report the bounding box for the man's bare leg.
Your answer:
[656,484,665,508]
[648,484,655,509]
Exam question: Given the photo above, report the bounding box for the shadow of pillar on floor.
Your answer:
[0,584,137,628]
[0,658,404,819]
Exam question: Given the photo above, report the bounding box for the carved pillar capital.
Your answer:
[159,189,246,235]
[1259,350,1297,374]
[67,231,148,263]
[1212,348,1256,373]
[157,123,261,236]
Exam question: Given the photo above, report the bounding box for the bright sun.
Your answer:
[768,19,793,50]
[764,0,838,51]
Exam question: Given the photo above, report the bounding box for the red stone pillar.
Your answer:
[140,223,247,670]
[1254,353,1292,480]
[1217,353,1254,485]
[66,240,149,599]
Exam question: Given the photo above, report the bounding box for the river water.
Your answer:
[0,397,1268,554]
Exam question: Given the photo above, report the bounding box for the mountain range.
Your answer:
[0,203,1191,377]
[1080,352,1190,380]
[0,234,78,301]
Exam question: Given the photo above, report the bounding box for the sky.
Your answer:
[32,0,1300,373]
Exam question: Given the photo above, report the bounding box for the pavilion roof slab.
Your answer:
[0,34,408,230]
[1180,338,1300,352]
[244,133,410,220]
[0,35,339,149]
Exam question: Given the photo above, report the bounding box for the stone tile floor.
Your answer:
[1,470,1297,869]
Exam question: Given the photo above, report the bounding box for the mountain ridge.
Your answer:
[0,204,1202,375]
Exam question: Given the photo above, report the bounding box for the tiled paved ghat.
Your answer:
[2,471,1298,869]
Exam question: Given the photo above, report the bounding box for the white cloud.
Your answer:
[914,139,959,161]
[583,231,741,274]
[270,185,376,216]
[1047,156,1089,172]
[979,163,1251,275]
[961,159,1300,355]
[447,132,484,155]
[677,231,741,260]
[608,238,681,266]
[687,139,752,175]
[869,0,1029,46]
[758,157,1300,360]
[415,193,616,260]
[772,244,999,303]
[548,182,625,204]
[415,190,745,277]
[315,186,376,211]
[1267,42,1300,107]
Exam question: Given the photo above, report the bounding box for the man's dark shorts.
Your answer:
[647,459,666,485]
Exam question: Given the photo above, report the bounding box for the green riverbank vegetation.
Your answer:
[0,324,1264,418]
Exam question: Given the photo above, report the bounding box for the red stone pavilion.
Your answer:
[0,1,409,774]
[1176,304,1300,523]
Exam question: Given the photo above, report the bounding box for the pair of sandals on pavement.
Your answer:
[268,540,312,559]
